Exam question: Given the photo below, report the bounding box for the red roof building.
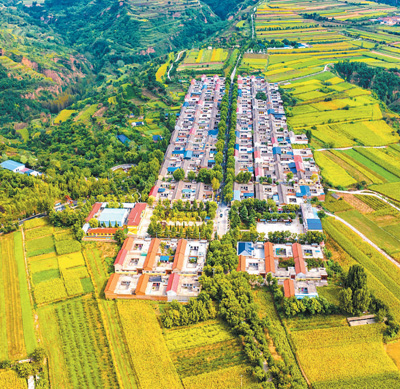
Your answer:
[143,238,160,271]
[136,274,149,295]
[293,243,307,275]
[85,202,102,222]
[284,279,295,298]
[87,228,118,236]
[264,242,275,274]
[172,239,187,272]
[105,274,120,299]
[166,273,180,293]
[237,255,246,272]
[114,237,135,269]
[127,203,147,227]
[149,186,158,198]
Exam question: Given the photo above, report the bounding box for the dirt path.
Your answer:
[316,145,387,151]
[325,212,400,269]
[328,189,400,213]
[371,50,400,61]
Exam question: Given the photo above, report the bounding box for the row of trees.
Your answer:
[147,221,214,240]
[229,199,299,228]
[151,199,218,221]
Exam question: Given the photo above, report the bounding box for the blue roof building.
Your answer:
[306,219,323,231]
[117,134,130,145]
[1,160,25,172]
[237,242,254,257]
[97,208,128,227]
[152,135,162,142]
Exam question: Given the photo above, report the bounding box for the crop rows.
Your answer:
[118,300,182,388]
[171,338,246,378]
[55,298,118,388]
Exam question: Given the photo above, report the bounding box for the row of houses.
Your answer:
[234,76,325,206]
[149,75,225,202]
[236,241,327,299]
[105,237,207,301]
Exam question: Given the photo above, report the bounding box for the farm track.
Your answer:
[167,50,185,81]
[316,145,387,151]
[326,212,400,269]
[277,63,331,84]
[328,189,400,213]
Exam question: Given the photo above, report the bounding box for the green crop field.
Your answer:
[323,217,400,322]
[25,224,93,305]
[0,232,36,360]
[54,297,118,388]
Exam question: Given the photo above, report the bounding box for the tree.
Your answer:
[345,264,367,291]
[114,229,126,245]
[89,218,99,228]
[173,168,185,181]
[147,196,155,207]
[339,288,353,314]
[352,288,371,315]
[240,205,249,223]
[211,177,220,191]
[188,171,196,181]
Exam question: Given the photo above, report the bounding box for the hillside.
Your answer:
[0,2,93,125]
[24,0,227,69]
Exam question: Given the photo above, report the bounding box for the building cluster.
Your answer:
[105,237,207,301]
[237,241,327,299]
[234,76,325,208]
[83,202,147,237]
[149,75,225,202]
[0,159,41,177]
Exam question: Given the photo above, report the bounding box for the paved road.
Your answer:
[216,205,229,238]
[18,213,46,226]
[167,50,185,81]
[328,189,400,212]
[326,212,400,269]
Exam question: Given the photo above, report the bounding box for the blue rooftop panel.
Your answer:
[307,219,323,231]
[0,160,25,171]
[237,242,254,256]
[234,190,241,201]
[272,147,282,155]
[117,134,130,144]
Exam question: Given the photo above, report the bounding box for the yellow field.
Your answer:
[292,324,398,383]
[182,365,261,389]
[54,109,77,124]
[118,300,182,389]
[0,234,26,360]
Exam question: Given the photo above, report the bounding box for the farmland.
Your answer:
[178,48,231,71]
[163,319,256,384]
[24,218,93,305]
[324,193,400,260]
[323,217,400,323]
[117,300,182,388]
[292,324,399,385]
[0,232,36,360]
[315,146,400,189]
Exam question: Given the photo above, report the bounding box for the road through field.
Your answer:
[316,146,387,151]
[328,189,400,212]
[278,63,331,84]
[326,212,400,269]
[167,50,185,81]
